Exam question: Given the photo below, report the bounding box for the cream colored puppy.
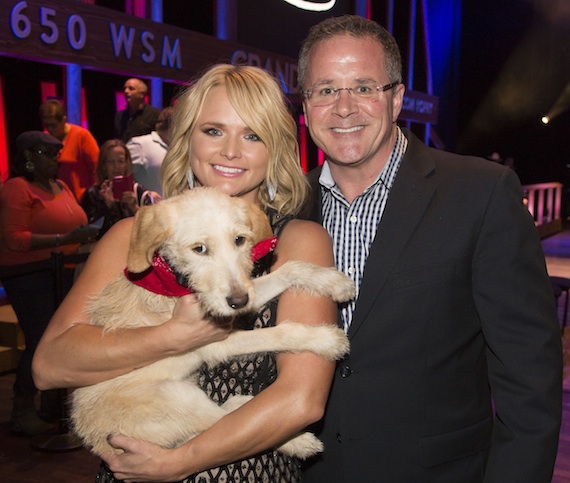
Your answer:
[71,187,354,458]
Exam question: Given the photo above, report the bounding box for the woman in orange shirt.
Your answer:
[0,131,98,435]
[39,99,99,201]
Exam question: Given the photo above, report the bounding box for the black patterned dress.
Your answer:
[96,210,300,483]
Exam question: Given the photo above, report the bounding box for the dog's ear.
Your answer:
[127,203,173,273]
[242,201,273,243]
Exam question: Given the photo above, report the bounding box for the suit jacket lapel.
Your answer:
[348,131,437,338]
[304,166,323,224]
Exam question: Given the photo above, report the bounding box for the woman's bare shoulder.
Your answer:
[274,218,333,266]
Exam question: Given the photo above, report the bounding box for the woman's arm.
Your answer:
[32,218,231,390]
[29,225,99,250]
[0,179,96,251]
[102,219,341,482]
[81,182,123,232]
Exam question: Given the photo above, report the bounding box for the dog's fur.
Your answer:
[70,187,355,459]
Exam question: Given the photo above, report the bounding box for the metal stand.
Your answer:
[30,252,89,453]
[30,433,83,452]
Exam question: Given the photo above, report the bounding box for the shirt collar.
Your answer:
[150,130,168,149]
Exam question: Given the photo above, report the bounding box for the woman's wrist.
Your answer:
[55,233,69,246]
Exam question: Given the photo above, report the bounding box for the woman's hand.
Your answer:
[99,179,115,208]
[148,191,163,204]
[102,435,190,483]
[165,294,233,353]
[120,190,139,213]
[64,225,100,245]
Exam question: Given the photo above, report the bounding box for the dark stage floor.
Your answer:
[0,373,100,483]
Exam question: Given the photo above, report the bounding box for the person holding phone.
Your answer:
[80,139,160,239]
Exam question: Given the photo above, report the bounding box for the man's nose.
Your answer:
[332,89,359,116]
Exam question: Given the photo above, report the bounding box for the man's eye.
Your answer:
[356,85,374,94]
[318,87,335,97]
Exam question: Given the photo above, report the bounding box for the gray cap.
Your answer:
[16,131,63,154]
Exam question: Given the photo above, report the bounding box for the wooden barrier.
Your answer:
[522,181,563,238]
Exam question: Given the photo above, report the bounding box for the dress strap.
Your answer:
[266,209,294,237]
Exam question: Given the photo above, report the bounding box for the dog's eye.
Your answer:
[235,236,246,247]
[192,244,207,254]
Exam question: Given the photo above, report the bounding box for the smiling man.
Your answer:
[299,15,562,483]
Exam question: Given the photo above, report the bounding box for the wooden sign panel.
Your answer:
[0,0,300,92]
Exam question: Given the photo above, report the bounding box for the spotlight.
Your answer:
[541,82,570,125]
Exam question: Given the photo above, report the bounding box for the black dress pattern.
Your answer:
[96,210,300,483]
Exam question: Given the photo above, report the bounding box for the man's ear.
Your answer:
[392,83,406,122]
[302,100,310,128]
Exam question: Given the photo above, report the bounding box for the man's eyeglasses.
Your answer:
[303,81,399,107]
[35,148,61,158]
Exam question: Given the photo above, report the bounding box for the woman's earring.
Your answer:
[267,182,277,202]
[187,168,195,189]
[25,160,35,173]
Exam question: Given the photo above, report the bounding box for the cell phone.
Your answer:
[112,173,134,200]
[89,217,105,230]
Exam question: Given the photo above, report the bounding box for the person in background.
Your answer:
[113,78,160,143]
[298,15,562,482]
[80,139,159,240]
[0,131,98,435]
[33,64,340,483]
[126,106,173,196]
[39,98,99,201]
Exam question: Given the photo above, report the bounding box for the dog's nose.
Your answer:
[227,294,249,310]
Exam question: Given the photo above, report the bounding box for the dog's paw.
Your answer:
[313,325,350,361]
[279,261,356,302]
[326,271,356,302]
[277,322,349,361]
[277,431,323,459]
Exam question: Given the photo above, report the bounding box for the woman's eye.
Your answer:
[235,236,246,246]
[204,128,221,136]
[245,133,261,142]
[192,244,207,254]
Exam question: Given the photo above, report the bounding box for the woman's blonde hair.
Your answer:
[161,64,308,215]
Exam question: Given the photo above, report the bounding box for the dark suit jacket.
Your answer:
[302,129,562,483]
[113,104,160,143]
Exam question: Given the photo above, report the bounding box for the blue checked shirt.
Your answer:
[319,127,408,332]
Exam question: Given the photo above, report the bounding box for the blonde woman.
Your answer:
[33,64,339,482]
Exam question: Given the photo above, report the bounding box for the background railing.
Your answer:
[522,181,564,238]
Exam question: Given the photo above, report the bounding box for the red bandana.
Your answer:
[124,236,278,297]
